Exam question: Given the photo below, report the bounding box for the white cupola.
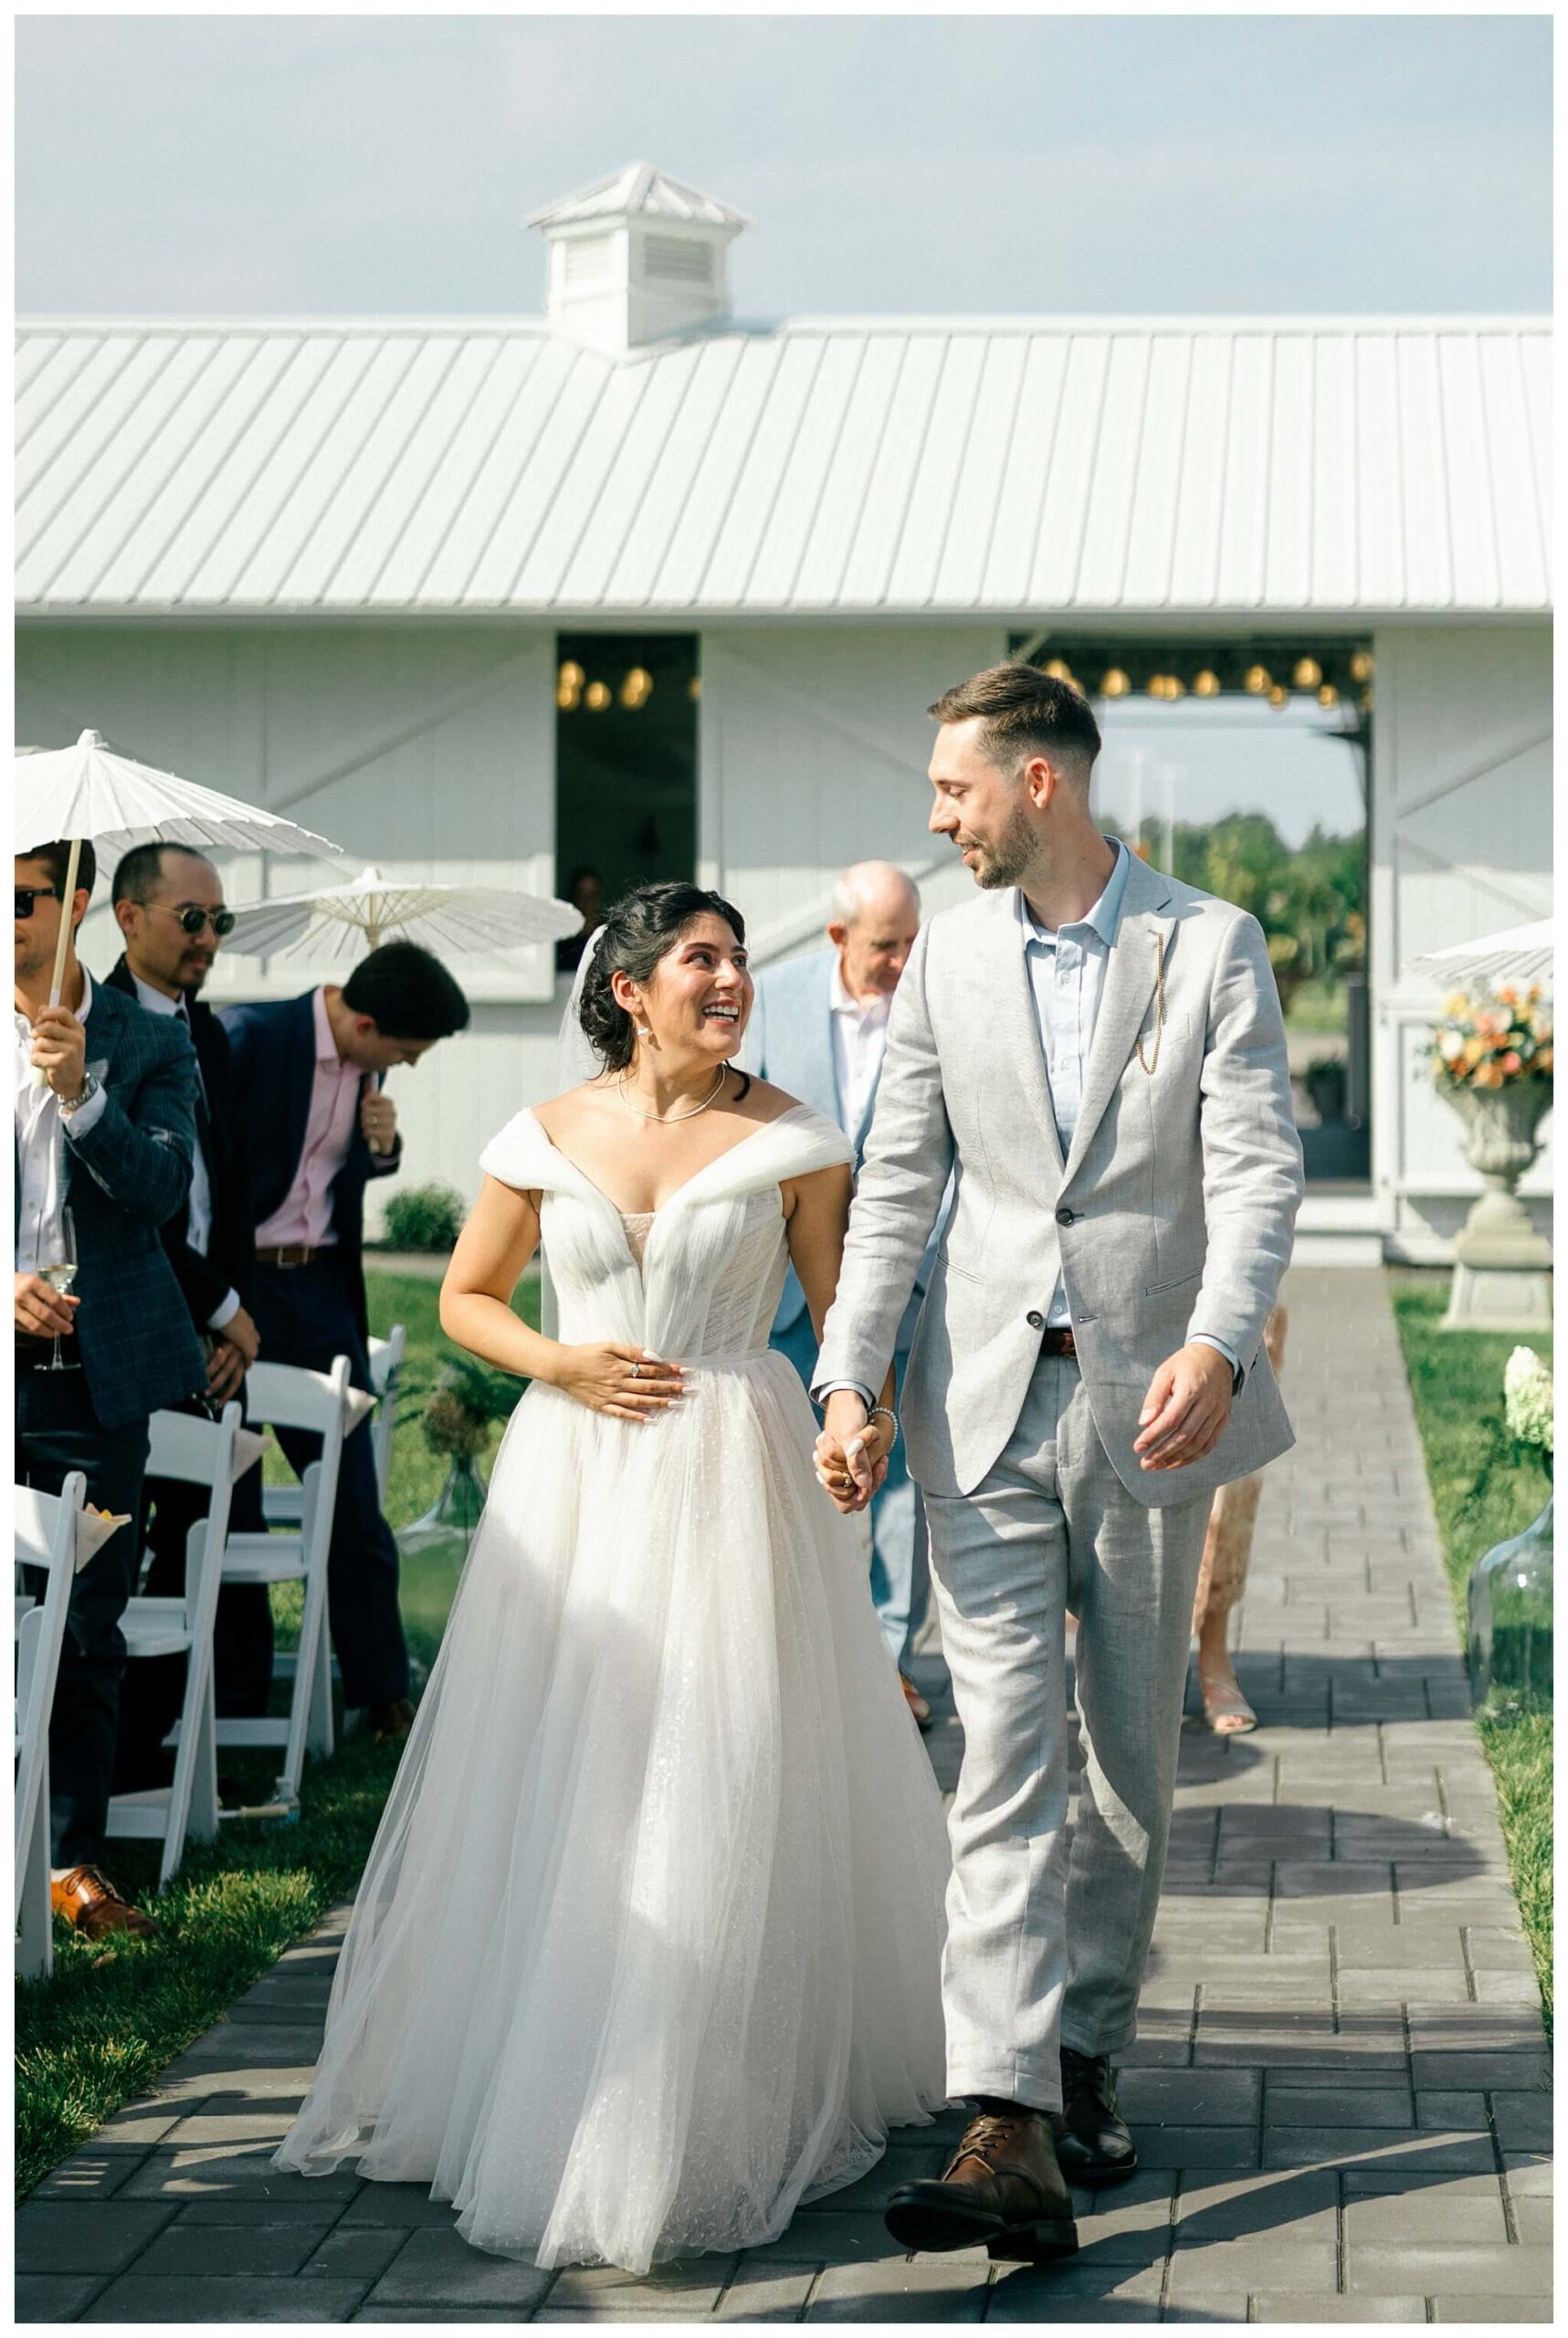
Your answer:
[528,163,749,359]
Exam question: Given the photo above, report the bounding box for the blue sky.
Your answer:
[16,14,1551,317]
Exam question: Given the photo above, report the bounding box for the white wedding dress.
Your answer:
[276,1101,950,2273]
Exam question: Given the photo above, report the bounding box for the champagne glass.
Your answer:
[41,1206,78,1373]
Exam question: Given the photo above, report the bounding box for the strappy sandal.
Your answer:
[1196,1660,1258,1734]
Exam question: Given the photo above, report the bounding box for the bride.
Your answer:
[275,880,950,2273]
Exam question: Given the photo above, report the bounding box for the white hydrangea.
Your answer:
[1504,1346,1554,1455]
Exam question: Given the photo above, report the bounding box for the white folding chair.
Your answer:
[220,1356,353,1806]
[261,1325,402,1527]
[108,1403,244,1888]
[15,1473,86,1978]
[367,1324,405,1509]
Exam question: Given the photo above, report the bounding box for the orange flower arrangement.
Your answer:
[1431,984,1553,1091]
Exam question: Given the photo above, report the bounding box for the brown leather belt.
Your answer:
[1037,1327,1077,1358]
[254,1243,331,1269]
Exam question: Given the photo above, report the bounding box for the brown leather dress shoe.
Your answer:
[900,1673,933,1731]
[884,2108,1079,2261]
[49,1866,161,1943]
[368,1698,416,1746]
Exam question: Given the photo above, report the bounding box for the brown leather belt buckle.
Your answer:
[1038,1327,1077,1359]
[259,1243,317,1269]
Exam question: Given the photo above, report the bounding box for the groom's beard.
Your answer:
[963,803,1037,890]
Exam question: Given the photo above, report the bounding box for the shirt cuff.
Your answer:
[206,1290,243,1334]
[811,1378,877,1412]
[60,1082,109,1138]
[1190,1332,1243,1387]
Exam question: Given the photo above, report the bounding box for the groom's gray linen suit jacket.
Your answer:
[814,851,1306,1509]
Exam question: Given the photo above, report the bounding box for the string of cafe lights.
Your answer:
[555,648,1372,716]
[1032,646,1374,714]
[557,661,704,712]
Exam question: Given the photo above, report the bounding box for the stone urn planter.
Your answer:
[1439,1079,1553,1331]
[1447,1078,1553,1198]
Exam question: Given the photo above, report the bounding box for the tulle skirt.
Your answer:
[275,1353,951,2272]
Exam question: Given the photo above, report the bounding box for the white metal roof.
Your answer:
[15,313,1550,618]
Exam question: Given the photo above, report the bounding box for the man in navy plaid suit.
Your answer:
[15,837,208,1942]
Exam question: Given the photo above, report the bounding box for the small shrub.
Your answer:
[381,1182,465,1252]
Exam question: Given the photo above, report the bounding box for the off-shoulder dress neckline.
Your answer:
[522,1101,813,1221]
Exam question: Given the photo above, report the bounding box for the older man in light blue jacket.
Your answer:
[746,861,942,1727]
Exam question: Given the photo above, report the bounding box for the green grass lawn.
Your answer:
[1283,975,1352,1037]
[16,1263,538,2198]
[15,1733,403,2198]
[1388,1269,1552,2029]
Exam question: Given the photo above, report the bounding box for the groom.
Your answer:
[814,662,1303,2263]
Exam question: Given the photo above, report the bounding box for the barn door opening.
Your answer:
[1014,634,1373,1184]
[554,633,699,964]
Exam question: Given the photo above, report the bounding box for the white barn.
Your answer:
[16,163,1552,1261]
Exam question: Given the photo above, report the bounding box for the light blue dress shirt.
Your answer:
[1019,839,1131,1328]
[1022,840,1237,1374]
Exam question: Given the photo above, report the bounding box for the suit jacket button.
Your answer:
[1055,1206,1077,1227]
[1026,1310,1044,1329]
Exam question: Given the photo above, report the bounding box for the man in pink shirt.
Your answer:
[223,943,470,1743]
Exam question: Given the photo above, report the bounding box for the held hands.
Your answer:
[553,1342,688,1425]
[29,1006,88,1101]
[15,1271,78,1342]
[1134,1342,1234,1472]
[360,1090,397,1154]
[814,1392,892,1515]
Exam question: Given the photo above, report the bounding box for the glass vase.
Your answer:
[1467,1490,1553,1708]
[397,1454,488,1658]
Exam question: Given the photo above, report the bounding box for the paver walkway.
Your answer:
[17,1269,1552,2322]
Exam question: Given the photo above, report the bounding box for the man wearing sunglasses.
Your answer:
[104,843,272,1788]
[14,840,207,1941]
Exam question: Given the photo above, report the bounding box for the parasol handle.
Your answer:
[363,902,386,1143]
[32,837,83,1089]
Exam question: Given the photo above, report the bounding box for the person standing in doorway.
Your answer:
[556,866,605,975]
[15,839,207,1940]
[220,942,469,1745]
[104,842,272,1786]
[746,861,938,1728]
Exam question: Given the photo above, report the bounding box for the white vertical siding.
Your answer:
[700,623,1005,953]
[16,620,561,999]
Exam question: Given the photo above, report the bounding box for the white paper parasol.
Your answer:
[15,730,338,861]
[15,728,341,1028]
[221,864,583,960]
[1412,921,1553,990]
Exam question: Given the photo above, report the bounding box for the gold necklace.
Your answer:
[616,1064,729,1123]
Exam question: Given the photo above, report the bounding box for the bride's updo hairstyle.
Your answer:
[578,880,748,1073]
